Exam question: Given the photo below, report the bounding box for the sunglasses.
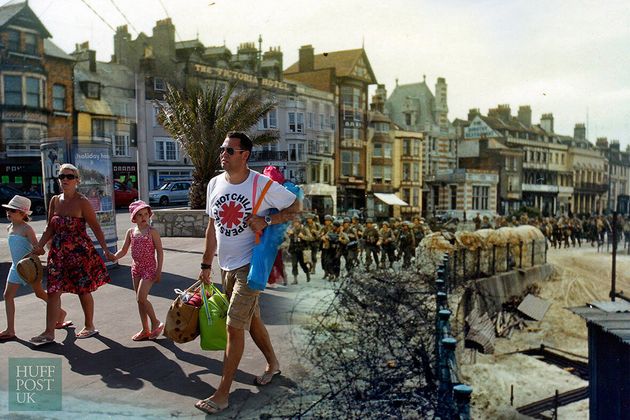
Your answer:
[6,208,18,213]
[58,174,77,180]
[219,147,246,156]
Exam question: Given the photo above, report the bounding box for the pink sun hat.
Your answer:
[129,200,152,222]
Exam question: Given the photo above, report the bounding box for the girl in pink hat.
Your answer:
[113,200,164,340]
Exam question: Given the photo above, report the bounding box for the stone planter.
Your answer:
[151,208,208,237]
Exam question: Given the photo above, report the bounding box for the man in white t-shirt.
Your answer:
[196,132,299,415]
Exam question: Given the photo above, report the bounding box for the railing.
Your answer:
[574,182,608,193]
[435,254,473,420]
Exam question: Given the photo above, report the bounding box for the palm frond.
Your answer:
[156,81,279,209]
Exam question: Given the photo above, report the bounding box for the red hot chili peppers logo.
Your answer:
[212,193,252,236]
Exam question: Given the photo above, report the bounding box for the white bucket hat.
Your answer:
[2,195,32,215]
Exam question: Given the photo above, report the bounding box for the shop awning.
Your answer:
[374,193,408,206]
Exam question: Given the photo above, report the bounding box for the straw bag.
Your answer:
[164,280,201,343]
[17,256,44,285]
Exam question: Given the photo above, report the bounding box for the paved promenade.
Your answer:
[0,212,332,419]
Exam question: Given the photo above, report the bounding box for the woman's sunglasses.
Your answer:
[58,174,77,180]
[6,208,18,213]
[219,147,246,156]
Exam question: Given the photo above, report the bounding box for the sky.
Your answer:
[23,0,630,148]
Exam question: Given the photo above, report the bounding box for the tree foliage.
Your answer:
[156,81,278,208]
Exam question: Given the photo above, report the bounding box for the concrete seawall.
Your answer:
[458,263,554,321]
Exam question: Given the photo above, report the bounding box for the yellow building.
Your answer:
[367,85,423,219]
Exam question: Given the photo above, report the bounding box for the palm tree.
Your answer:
[157,81,278,209]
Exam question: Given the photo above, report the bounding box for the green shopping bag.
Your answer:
[199,283,229,351]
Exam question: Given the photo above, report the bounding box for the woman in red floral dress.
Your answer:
[30,164,116,344]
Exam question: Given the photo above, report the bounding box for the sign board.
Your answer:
[74,144,118,261]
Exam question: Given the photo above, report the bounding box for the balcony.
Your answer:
[249,151,288,162]
[574,182,608,194]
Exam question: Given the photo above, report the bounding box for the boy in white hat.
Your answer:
[0,195,70,341]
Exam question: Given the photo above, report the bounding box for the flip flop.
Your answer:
[149,322,164,339]
[29,335,55,346]
[131,330,151,341]
[76,328,99,339]
[254,370,281,386]
[0,333,16,341]
[194,397,228,415]
[55,321,74,329]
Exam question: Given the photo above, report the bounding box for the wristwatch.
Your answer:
[264,215,272,226]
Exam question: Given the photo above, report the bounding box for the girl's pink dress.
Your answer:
[130,227,157,281]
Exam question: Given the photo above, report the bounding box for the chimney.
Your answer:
[517,105,532,126]
[540,113,554,133]
[467,108,480,121]
[488,104,511,121]
[574,123,586,141]
[298,45,314,72]
[71,42,97,72]
[596,137,608,149]
[610,139,620,151]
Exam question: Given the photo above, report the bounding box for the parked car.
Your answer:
[0,184,46,215]
[434,209,461,223]
[113,180,138,208]
[148,180,191,206]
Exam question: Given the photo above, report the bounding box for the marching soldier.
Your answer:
[412,217,426,245]
[363,218,380,271]
[319,215,335,279]
[343,217,360,274]
[304,213,321,274]
[322,220,348,280]
[286,218,313,284]
[473,213,482,230]
[398,221,416,266]
[351,215,364,265]
[379,221,396,268]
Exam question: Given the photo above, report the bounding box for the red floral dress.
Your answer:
[46,215,111,294]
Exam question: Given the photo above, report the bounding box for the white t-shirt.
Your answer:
[206,169,296,271]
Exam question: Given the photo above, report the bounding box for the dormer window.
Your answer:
[80,81,101,99]
[7,30,19,51]
[87,82,100,99]
[24,33,37,55]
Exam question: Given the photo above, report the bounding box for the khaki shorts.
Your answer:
[221,264,260,330]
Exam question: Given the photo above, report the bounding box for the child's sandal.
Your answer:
[131,330,151,341]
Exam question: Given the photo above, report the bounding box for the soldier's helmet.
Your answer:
[343,217,351,224]
[366,218,374,224]
[382,221,390,227]
[333,220,342,227]
[324,215,334,221]
[352,215,359,220]
[305,213,314,220]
